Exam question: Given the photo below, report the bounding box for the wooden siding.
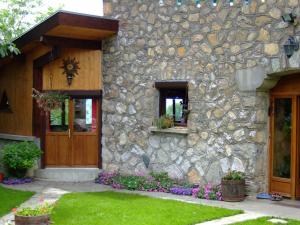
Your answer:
[43,48,102,90]
[0,46,51,136]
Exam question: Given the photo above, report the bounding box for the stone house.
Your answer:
[0,0,300,199]
[101,0,300,199]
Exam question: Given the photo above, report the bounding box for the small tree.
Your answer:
[0,0,61,57]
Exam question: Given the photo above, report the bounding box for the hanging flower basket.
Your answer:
[32,88,67,113]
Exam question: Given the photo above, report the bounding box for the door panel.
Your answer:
[270,97,293,197]
[72,135,98,166]
[46,99,71,166]
[46,134,71,166]
[72,98,98,167]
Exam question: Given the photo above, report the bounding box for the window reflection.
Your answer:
[49,99,69,132]
[273,98,291,179]
[165,98,184,123]
[74,98,97,132]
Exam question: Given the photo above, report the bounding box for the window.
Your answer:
[155,81,189,126]
[73,98,97,132]
[49,99,69,132]
[0,91,11,112]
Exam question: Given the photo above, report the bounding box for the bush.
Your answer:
[2,142,42,178]
[112,174,146,190]
[149,172,175,191]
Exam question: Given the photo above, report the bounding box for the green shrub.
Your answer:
[112,175,146,190]
[2,142,42,178]
[149,172,175,191]
[222,170,245,181]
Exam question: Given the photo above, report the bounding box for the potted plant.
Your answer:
[2,142,42,178]
[14,203,53,225]
[221,170,246,202]
[155,115,174,129]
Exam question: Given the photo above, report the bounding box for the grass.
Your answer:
[233,217,300,225]
[0,185,34,217]
[51,191,242,225]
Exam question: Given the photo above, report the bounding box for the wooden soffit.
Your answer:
[0,11,118,67]
[15,11,119,51]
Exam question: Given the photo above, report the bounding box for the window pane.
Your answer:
[74,99,97,132]
[273,98,291,179]
[175,99,183,122]
[165,98,173,117]
[49,99,69,132]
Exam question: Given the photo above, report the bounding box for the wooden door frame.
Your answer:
[44,93,103,168]
[269,94,298,198]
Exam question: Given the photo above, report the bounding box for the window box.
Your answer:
[148,126,189,135]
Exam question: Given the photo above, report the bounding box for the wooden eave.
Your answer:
[0,11,119,66]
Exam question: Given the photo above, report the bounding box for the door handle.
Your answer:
[68,129,71,139]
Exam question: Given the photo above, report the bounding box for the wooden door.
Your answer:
[269,74,300,198]
[45,99,71,166]
[45,97,99,167]
[72,98,99,167]
[269,96,295,197]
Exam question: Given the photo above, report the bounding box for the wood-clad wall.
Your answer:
[0,45,51,136]
[0,46,102,136]
[43,48,102,90]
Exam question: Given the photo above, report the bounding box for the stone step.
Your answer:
[34,168,101,182]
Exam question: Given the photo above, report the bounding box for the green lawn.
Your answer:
[51,191,242,225]
[233,217,300,225]
[0,185,34,217]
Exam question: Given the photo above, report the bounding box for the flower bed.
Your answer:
[2,177,33,185]
[96,171,222,201]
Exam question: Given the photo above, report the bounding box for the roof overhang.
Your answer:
[0,11,119,66]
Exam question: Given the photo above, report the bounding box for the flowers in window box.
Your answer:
[155,115,174,129]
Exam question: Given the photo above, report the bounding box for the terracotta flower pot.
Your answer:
[221,179,245,202]
[0,173,4,183]
[15,214,50,225]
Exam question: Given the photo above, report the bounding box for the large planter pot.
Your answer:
[221,179,245,202]
[15,214,50,225]
[0,173,4,183]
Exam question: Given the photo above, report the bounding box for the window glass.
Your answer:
[74,98,97,132]
[166,98,174,117]
[273,98,291,179]
[49,99,69,132]
[165,98,183,123]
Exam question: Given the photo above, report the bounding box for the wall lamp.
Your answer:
[284,36,299,58]
[282,13,298,26]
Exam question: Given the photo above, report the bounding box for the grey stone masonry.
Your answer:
[101,0,300,193]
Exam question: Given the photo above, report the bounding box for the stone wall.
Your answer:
[102,0,300,193]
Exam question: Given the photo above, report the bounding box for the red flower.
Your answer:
[11,208,17,213]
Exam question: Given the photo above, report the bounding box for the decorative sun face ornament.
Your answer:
[61,57,80,86]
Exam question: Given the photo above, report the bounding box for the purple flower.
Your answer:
[170,187,193,195]
[3,177,33,185]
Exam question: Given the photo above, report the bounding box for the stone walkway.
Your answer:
[1,181,300,225]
